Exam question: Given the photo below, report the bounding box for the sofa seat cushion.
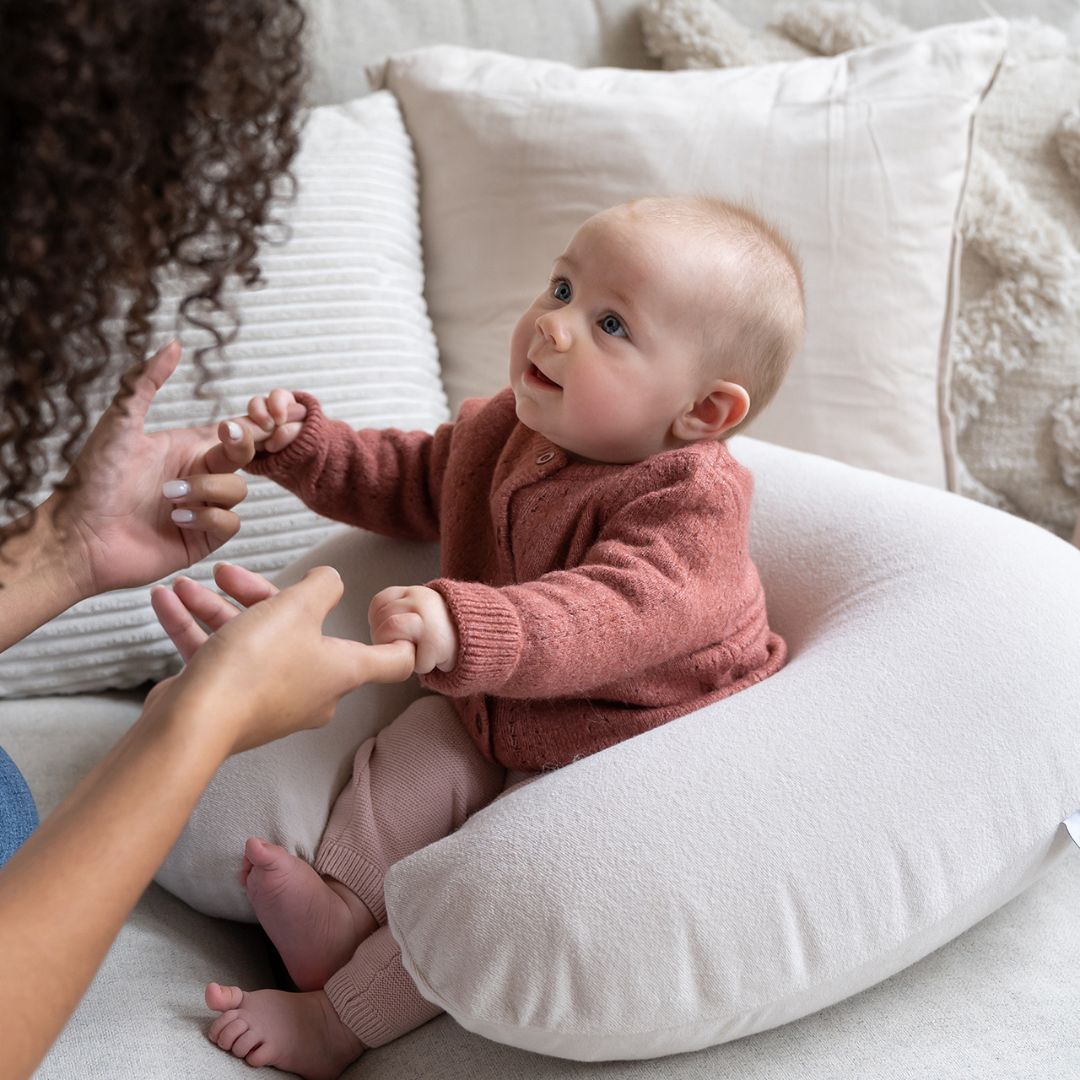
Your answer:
[4,637,1080,1077]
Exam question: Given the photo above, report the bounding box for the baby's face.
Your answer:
[510,206,722,464]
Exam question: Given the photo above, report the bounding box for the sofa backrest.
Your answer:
[302,0,657,106]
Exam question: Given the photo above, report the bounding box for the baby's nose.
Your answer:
[536,311,572,351]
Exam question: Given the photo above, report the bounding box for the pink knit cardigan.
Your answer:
[250,388,786,771]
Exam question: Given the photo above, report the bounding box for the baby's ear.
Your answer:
[671,381,750,442]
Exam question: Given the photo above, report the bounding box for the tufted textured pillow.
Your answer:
[0,91,447,698]
[642,0,1080,541]
[383,436,1080,1060]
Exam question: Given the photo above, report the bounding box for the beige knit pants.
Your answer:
[312,694,509,1048]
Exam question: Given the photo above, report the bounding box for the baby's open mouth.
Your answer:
[528,363,562,390]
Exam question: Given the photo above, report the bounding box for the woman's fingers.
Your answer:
[151,564,280,663]
[166,506,242,546]
[172,575,243,632]
[335,638,417,686]
[163,473,247,510]
[283,565,345,621]
[154,565,419,756]
[117,340,181,428]
[162,472,247,547]
[200,416,268,475]
[212,562,279,608]
[150,584,209,663]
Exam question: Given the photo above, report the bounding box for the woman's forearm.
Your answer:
[0,689,230,1080]
[0,499,87,653]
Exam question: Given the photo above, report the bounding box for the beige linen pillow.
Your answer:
[374,22,1005,488]
[0,91,447,698]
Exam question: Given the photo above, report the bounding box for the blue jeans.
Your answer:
[0,746,38,868]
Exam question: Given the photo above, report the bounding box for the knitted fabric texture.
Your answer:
[249,388,785,771]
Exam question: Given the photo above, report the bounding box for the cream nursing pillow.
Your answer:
[374,22,1006,489]
[383,436,1080,1060]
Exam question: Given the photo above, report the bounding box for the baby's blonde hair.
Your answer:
[628,195,805,433]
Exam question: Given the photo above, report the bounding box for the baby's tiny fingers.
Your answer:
[264,422,303,453]
[247,395,274,432]
[169,505,242,546]
[267,388,295,425]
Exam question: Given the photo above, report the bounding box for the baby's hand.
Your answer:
[368,585,459,675]
[246,388,307,453]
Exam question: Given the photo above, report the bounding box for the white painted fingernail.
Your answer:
[162,480,190,499]
[171,508,195,524]
[226,421,243,441]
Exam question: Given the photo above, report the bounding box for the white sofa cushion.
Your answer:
[375,22,1005,487]
[0,90,447,699]
[381,436,1080,1060]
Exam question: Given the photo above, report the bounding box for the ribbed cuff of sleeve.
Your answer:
[420,578,524,696]
[244,391,327,482]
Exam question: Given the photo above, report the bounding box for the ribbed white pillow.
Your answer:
[376,22,1005,488]
[0,91,447,697]
[384,436,1080,1061]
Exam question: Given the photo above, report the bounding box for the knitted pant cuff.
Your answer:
[314,841,387,925]
[323,930,442,1049]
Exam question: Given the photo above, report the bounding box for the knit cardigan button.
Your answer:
[535,450,555,464]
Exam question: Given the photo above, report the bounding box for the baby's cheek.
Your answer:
[508,313,534,369]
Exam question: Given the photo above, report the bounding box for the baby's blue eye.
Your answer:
[552,280,572,302]
[600,314,626,337]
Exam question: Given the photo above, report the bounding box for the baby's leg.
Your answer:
[244,695,504,991]
[313,693,506,927]
[240,836,376,992]
[207,695,505,1069]
[313,695,507,1047]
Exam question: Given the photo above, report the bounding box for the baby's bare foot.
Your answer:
[242,836,377,990]
[205,982,364,1080]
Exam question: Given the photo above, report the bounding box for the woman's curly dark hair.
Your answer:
[0,0,308,535]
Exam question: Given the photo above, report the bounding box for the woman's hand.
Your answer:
[47,341,288,600]
[149,563,416,754]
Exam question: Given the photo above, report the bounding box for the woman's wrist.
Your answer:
[35,492,99,603]
[0,500,93,652]
[138,676,240,768]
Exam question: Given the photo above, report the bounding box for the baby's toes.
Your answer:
[246,1042,277,1068]
[209,1014,249,1052]
[231,1028,265,1060]
[205,981,243,1012]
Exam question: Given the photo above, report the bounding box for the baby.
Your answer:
[197,195,805,1078]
